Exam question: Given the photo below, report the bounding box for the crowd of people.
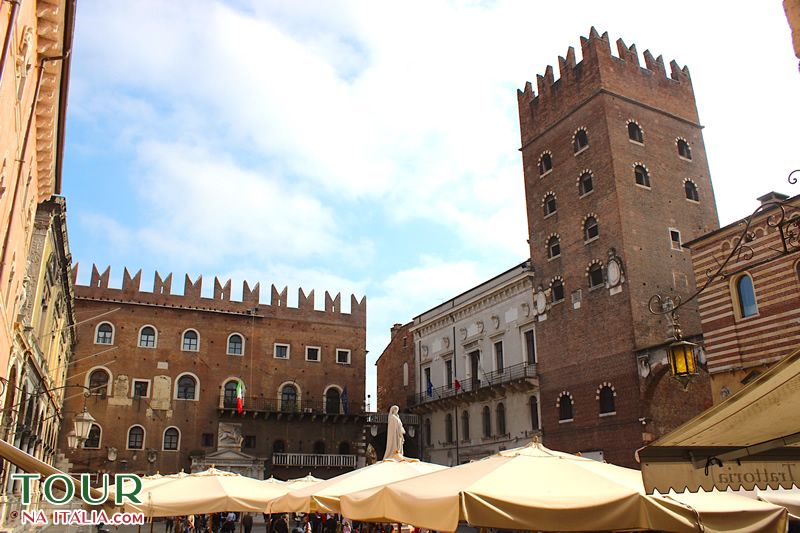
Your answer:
[157,512,372,533]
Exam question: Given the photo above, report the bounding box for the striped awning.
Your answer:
[640,347,800,493]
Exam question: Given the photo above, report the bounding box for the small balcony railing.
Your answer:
[272,452,356,468]
[410,362,537,407]
[364,412,421,426]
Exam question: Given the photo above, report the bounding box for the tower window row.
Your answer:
[548,261,607,302]
[537,125,694,178]
[557,384,616,422]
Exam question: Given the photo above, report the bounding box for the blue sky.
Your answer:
[62,1,800,403]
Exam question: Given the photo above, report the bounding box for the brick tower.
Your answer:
[517,29,719,466]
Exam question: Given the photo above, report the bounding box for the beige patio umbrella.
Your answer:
[662,490,791,532]
[123,467,271,517]
[340,441,786,533]
[756,488,800,519]
[258,474,323,501]
[267,454,446,514]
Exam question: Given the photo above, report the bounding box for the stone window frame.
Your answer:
[126,424,146,451]
[683,178,700,203]
[273,342,291,360]
[731,272,760,321]
[181,328,200,352]
[542,191,557,218]
[226,332,245,356]
[323,384,343,414]
[626,119,644,145]
[537,150,553,177]
[546,233,561,260]
[305,345,321,363]
[676,137,693,161]
[668,227,683,251]
[336,348,352,365]
[572,127,589,155]
[85,365,112,397]
[549,276,565,304]
[137,324,158,349]
[278,381,302,411]
[577,169,594,198]
[222,378,242,408]
[162,426,181,452]
[131,378,151,399]
[94,321,115,345]
[83,423,102,449]
[582,213,600,244]
[633,162,651,189]
[556,391,574,423]
[174,372,200,401]
[586,259,605,290]
[596,382,617,417]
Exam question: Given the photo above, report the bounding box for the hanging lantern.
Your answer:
[73,408,96,442]
[66,429,79,450]
[668,339,698,388]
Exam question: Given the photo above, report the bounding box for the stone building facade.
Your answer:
[0,0,74,387]
[409,261,539,465]
[0,197,76,527]
[59,267,367,480]
[685,192,800,403]
[375,322,414,412]
[515,29,719,466]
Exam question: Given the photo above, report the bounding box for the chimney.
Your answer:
[756,191,789,205]
[390,323,403,338]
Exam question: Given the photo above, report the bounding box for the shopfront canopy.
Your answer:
[339,441,786,533]
[640,347,800,493]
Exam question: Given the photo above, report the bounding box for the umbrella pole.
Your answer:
[150,517,154,533]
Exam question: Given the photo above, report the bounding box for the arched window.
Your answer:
[182,330,199,352]
[281,384,298,412]
[313,440,325,454]
[538,152,553,176]
[273,440,285,454]
[551,279,565,303]
[223,380,238,408]
[84,424,102,449]
[163,427,180,450]
[496,403,506,435]
[558,393,573,421]
[677,139,692,160]
[735,274,758,318]
[482,406,492,437]
[588,263,604,288]
[325,387,341,414]
[547,236,560,259]
[579,172,593,196]
[584,217,599,241]
[543,193,557,217]
[139,326,156,348]
[461,410,470,441]
[530,396,540,430]
[176,375,197,400]
[627,122,643,143]
[88,369,110,396]
[95,322,114,345]
[227,334,243,355]
[424,418,432,446]
[599,386,616,414]
[338,441,351,455]
[684,181,699,202]
[573,128,589,153]
[445,413,453,444]
[127,426,145,450]
[634,165,650,187]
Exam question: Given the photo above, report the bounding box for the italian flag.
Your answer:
[236,382,244,414]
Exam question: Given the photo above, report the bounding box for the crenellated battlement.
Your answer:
[517,28,698,145]
[72,264,366,324]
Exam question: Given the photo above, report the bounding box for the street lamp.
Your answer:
[73,407,96,443]
[66,429,79,450]
[667,339,698,388]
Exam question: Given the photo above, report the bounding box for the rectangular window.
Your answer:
[444,359,453,389]
[202,433,214,447]
[306,346,320,362]
[243,435,256,449]
[669,228,682,251]
[524,329,536,365]
[336,349,351,364]
[494,341,504,373]
[132,380,150,399]
[274,343,290,359]
[424,367,431,390]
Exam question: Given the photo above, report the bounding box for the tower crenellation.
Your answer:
[74,264,366,322]
[518,28,697,146]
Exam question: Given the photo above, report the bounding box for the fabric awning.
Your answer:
[640,347,800,493]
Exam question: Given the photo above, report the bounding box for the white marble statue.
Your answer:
[383,405,405,459]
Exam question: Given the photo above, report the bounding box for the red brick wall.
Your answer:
[376,322,415,412]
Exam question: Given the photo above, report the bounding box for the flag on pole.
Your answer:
[236,381,244,414]
[454,379,461,392]
[426,379,433,397]
[341,387,349,414]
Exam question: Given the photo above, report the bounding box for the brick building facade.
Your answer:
[375,323,414,412]
[515,29,719,466]
[685,192,800,403]
[60,267,368,480]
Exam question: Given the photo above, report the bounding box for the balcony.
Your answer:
[410,362,538,410]
[218,395,365,419]
[272,452,356,469]
[364,412,421,426]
